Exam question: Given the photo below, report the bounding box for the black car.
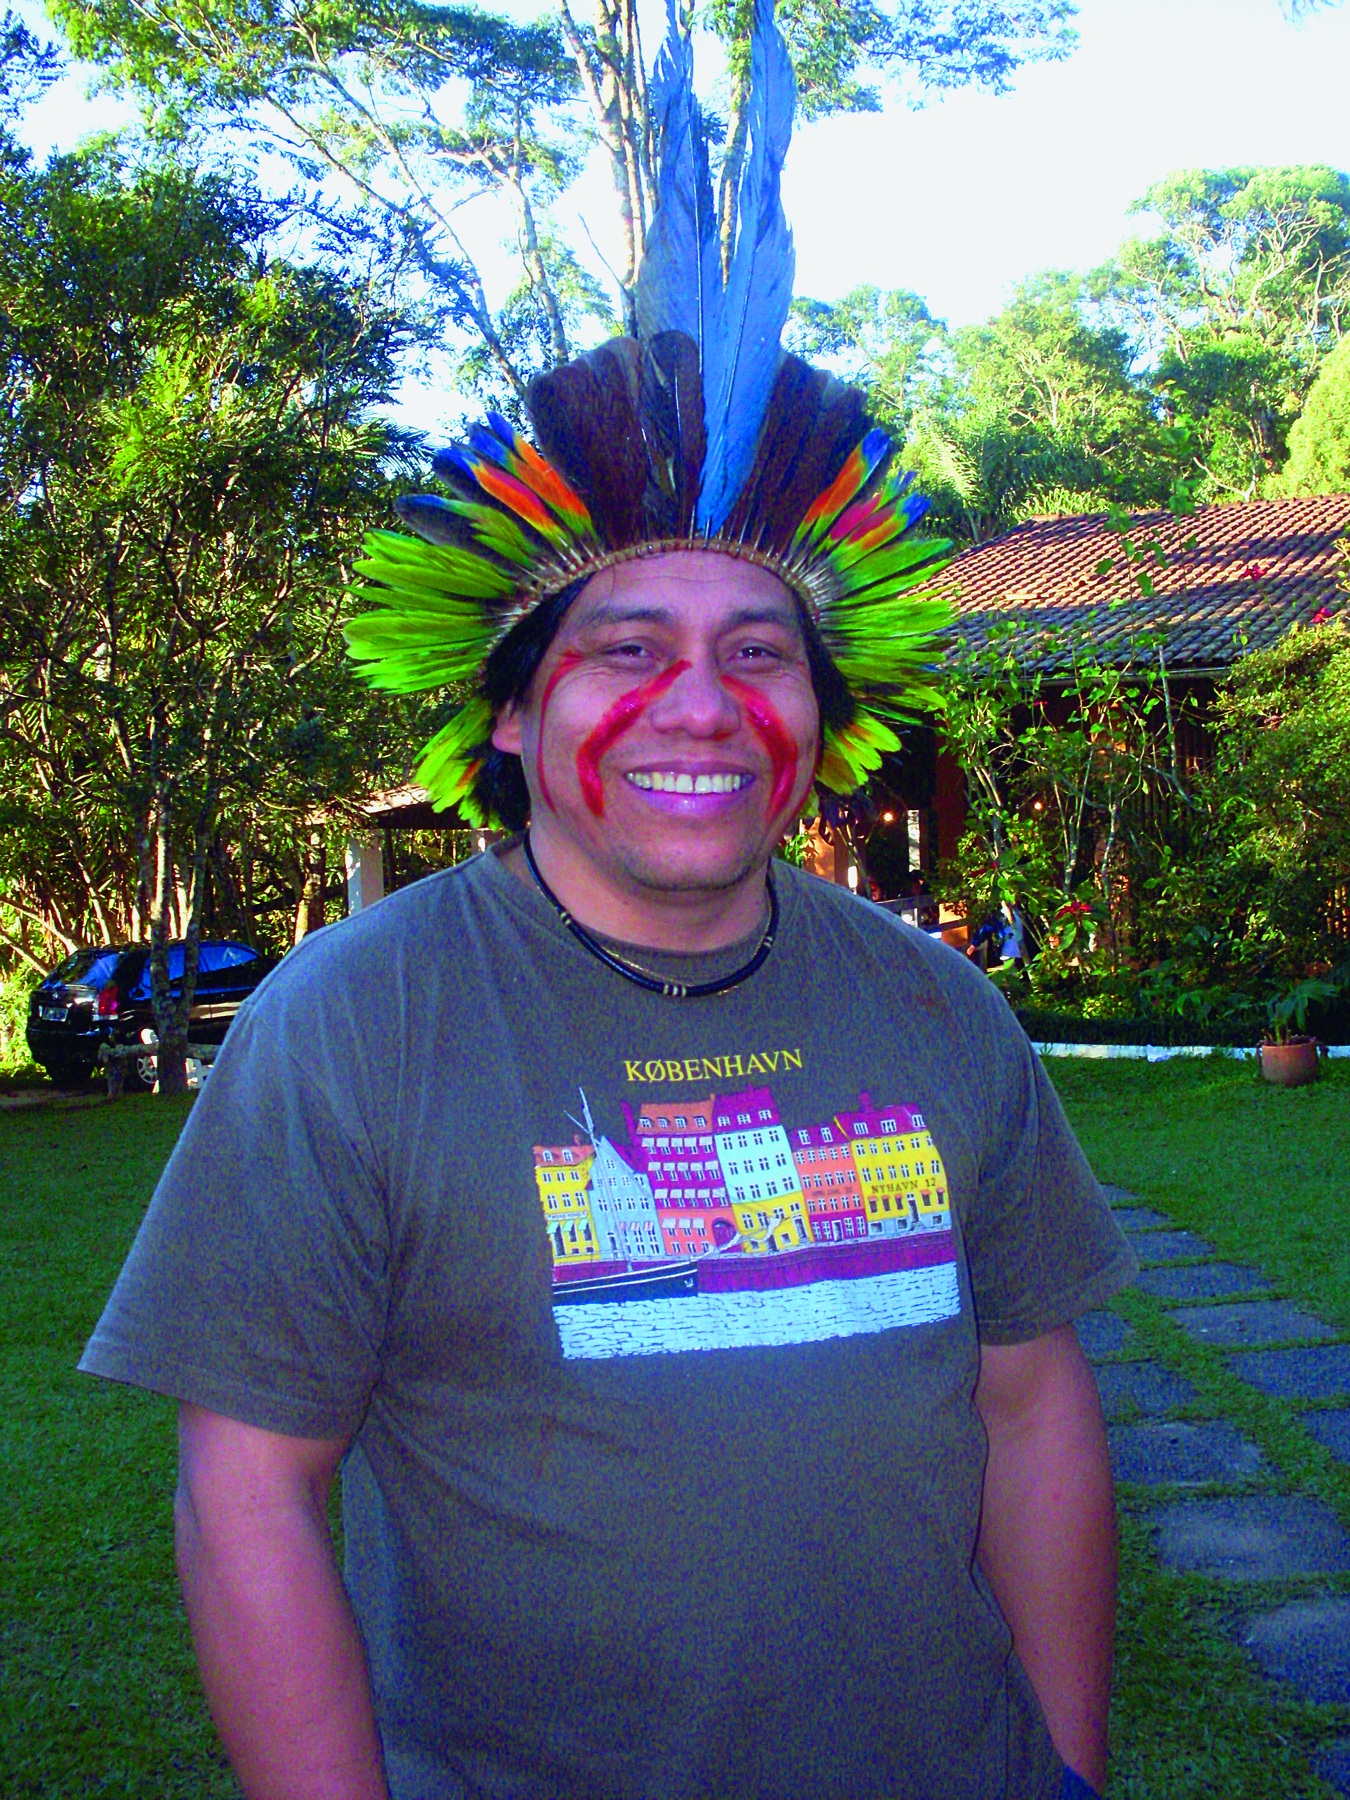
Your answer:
[26,939,276,1090]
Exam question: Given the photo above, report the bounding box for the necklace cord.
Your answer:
[520,835,778,1000]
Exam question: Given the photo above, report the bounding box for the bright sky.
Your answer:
[13,0,1350,365]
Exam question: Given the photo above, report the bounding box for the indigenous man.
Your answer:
[80,6,1135,1797]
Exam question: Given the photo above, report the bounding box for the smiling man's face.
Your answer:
[492,550,821,944]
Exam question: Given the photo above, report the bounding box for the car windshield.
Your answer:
[44,948,122,990]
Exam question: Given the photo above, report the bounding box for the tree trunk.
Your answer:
[209,833,251,943]
[147,790,190,1096]
[294,828,327,945]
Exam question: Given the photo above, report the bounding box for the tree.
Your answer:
[1207,618,1350,975]
[0,143,425,1089]
[895,273,1161,543]
[1282,333,1350,492]
[1098,166,1350,498]
[51,0,1084,401]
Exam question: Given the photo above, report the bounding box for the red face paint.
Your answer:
[720,674,800,819]
[535,650,583,814]
[576,660,691,816]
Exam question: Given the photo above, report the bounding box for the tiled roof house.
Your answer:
[860,497,1350,902]
[948,496,1350,671]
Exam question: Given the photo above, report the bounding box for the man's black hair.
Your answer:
[469,572,857,831]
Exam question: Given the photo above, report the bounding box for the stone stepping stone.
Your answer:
[1242,1597,1350,1706]
[1095,1361,1196,1419]
[1314,1737,1350,1797]
[1151,1495,1350,1581]
[1128,1229,1216,1262]
[1075,1310,1136,1359]
[1108,1420,1264,1487]
[1137,1262,1272,1302]
[1111,1205,1173,1231]
[1304,1409,1350,1463]
[1230,1344,1350,1402]
[1168,1301,1337,1349]
[1100,1183,1139,1205]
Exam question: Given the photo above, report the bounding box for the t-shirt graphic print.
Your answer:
[532,1052,960,1359]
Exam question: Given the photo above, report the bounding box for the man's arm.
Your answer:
[973,1324,1116,1795]
[175,1403,389,1800]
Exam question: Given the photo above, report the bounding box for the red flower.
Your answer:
[1243,561,1267,581]
[1311,606,1332,625]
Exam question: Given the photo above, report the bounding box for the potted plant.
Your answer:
[1260,977,1338,1087]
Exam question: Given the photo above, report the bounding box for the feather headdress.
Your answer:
[346,0,951,826]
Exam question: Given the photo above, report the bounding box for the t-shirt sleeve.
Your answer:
[78,995,390,1440]
[955,986,1138,1345]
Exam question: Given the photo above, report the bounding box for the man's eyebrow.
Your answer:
[570,600,802,634]
[570,601,674,631]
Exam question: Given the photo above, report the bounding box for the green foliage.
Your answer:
[0,963,37,1075]
[1100,165,1350,499]
[708,0,1079,120]
[1283,333,1350,493]
[935,609,1196,977]
[1206,620,1350,971]
[0,136,436,1062]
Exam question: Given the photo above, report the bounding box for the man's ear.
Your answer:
[491,699,524,756]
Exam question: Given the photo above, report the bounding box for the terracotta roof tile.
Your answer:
[944,496,1350,671]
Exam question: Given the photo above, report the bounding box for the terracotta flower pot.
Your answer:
[1259,1039,1322,1088]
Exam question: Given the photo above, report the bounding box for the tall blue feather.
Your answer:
[695,0,796,535]
[635,0,717,349]
[636,0,797,538]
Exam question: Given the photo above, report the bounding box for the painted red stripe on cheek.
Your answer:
[535,651,583,815]
[576,660,692,817]
[721,675,800,818]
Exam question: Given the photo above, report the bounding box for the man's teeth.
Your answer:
[627,771,750,795]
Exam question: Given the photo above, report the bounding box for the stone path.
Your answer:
[1080,1185,1350,1794]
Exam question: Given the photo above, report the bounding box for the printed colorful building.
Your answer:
[711,1086,810,1253]
[533,1137,598,1264]
[587,1133,664,1263]
[621,1095,737,1258]
[832,1092,950,1235]
[790,1122,867,1242]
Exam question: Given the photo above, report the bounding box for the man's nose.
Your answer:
[645,655,741,737]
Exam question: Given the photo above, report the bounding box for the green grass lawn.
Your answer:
[3,1067,1349,1797]
[1051,1055,1350,1800]
[0,1095,237,1799]
[1052,1055,1350,1328]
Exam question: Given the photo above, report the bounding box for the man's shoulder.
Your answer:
[780,864,1021,1040]
[782,865,975,975]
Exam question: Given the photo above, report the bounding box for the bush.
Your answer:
[0,963,39,1075]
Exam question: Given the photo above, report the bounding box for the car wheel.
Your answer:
[125,1049,158,1093]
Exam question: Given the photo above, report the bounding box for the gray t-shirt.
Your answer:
[82,849,1135,1800]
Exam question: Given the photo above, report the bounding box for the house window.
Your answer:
[881,1117,896,1133]
[821,1127,833,1143]
[675,1115,686,1127]
[798,1129,810,1145]
[758,1109,772,1122]
[541,1150,553,1164]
